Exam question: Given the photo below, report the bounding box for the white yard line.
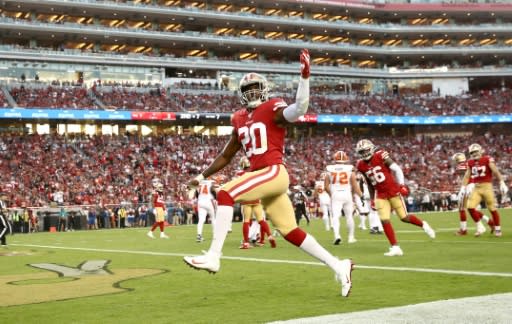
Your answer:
[10,243,512,278]
[11,243,512,323]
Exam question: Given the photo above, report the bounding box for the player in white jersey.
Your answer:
[196,177,219,242]
[354,172,383,233]
[325,151,363,245]
[315,173,332,231]
[353,172,369,230]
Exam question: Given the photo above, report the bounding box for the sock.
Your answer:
[259,220,271,242]
[407,214,423,227]
[197,211,206,236]
[242,222,250,243]
[284,227,307,246]
[322,215,330,230]
[459,209,467,222]
[460,221,467,231]
[468,209,482,222]
[293,232,339,271]
[359,215,367,228]
[346,214,355,238]
[159,222,164,232]
[208,205,233,256]
[481,215,495,229]
[150,223,158,231]
[490,210,500,227]
[332,216,341,239]
[382,222,398,246]
[369,210,381,230]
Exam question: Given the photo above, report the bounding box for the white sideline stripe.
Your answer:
[11,243,512,278]
[269,293,512,324]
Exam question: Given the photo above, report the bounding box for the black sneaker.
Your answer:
[370,227,382,234]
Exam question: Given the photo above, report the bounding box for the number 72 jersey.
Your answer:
[325,164,354,192]
[356,150,401,199]
[231,98,288,171]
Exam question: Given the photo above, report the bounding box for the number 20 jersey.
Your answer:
[356,150,401,199]
[231,98,288,171]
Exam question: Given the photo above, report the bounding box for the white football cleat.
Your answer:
[183,251,220,274]
[147,231,155,239]
[348,236,357,244]
[335,259,354,297]
[160,232,169,239]
[384,245,404,256]
[422,221,436,239]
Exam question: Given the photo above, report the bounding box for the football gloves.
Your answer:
[465,183,475,196]
[457,186,466,201]
[500,181,509,196]
[399,184,410,197]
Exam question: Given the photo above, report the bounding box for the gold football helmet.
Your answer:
[452,152,466,164]
[239,73,270,108]
[154,183,164,192]
[468,143,483,159]
[356,139,375,161]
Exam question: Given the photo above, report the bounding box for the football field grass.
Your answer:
[1,209,511,323]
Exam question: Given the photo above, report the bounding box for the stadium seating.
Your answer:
[4,83,512,115]
[0,133,509,210]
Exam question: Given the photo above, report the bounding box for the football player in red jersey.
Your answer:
[184,49,354,297]
[462,143,508,237]
[146,181,169,239]
[236,156,276,249]
[452,152,470,235]
[355,139,436,256]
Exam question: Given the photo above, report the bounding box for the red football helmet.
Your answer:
[333,150,349,163]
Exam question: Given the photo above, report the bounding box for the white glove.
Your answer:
[457,186,466,201]
[466,183,475,196]
[500,181,509,196]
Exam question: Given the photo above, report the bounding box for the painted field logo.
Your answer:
[1,260,164,306]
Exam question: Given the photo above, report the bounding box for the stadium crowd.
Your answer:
[0,132,509,213]
[3,83,512,115]
[0,91,7,108]
[9,85,97,110]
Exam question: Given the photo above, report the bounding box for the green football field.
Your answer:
[1,209,511,323]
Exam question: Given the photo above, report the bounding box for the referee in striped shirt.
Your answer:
[0,195,11,247]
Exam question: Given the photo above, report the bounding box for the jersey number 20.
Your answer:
[239,122,268,157]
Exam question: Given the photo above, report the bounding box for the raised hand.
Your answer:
[300,49,310,79]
